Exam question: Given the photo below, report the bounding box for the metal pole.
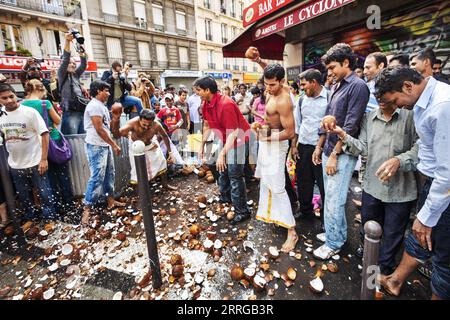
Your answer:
[0,136,26,245]
[360,220,382,300]
[132,140,162,289]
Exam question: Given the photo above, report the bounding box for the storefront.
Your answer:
[206,72,233,88]
[160,70,203,91]
[0,55,98,95]
[224,0,450,75]
[243,72,262,85]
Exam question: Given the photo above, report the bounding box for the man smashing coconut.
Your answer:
[246,48,298,253]
[110,107,176,190]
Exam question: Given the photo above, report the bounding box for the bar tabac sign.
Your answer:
[252,0,355,40]
[243,0,295,28]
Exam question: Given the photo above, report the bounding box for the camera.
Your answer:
[34,58,45,64]
[119,73,127,81]
[126,62,133,68]
[69,28,85,45]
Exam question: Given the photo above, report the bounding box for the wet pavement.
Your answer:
[0,172,431,300]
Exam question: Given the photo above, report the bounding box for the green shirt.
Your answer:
[343,108,419,203]
[21,99,61,141]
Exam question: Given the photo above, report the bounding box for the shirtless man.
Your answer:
[246,49,297,252]
[110,107,176,190]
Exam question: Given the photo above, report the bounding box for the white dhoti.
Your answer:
[255,140,295,229]
[160,139,185,165]
[129,138,167,182]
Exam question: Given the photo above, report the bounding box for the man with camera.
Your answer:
[58,31,88,135]
[19,58,59,102]
[101,61,143,119]
[131,73,155,110]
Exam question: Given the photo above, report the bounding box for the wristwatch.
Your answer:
[331,150,339,157]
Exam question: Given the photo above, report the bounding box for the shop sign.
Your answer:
[243,0,295,28]
[286,65,302,81]
[253,0,355,40]
[0,55,97,72]
[207,72,232,79]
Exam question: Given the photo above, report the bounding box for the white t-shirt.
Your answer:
[0,105,49,169]
[84,98,111,147]
[187,93,202,123]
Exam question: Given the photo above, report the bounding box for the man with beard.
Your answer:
[110,107,176,190]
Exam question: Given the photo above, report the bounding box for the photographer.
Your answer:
[131,73,155,110]
[19,58,58,102]
[58,31,88,135]
[101,61,143,119]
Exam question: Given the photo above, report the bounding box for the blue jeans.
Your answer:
[218,146,250,216]
[404,175,450,299]
[61,111,85,135]
[83,144,115,207]
[322,153,357,250]
[48,158,73,214]
[121,95,143,114]
[10,165,57,221]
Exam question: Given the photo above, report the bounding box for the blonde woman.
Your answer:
[22,79,73,217]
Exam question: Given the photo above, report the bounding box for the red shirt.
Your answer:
[157,106,182,134]
[202,93,250,146]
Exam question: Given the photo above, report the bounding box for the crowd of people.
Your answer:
[0,29,449,300]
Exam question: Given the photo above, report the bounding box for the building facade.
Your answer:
[85,0,200,88]
[0,0,95,92]
[195,0,261,88]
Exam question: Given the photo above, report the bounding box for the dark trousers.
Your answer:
[361,191,414,271]
[10,165,57,221]
[296,143,325,226]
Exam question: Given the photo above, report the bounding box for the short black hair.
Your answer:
[434,58,442,65]
[389,54,409,67]
[90,80,111,97]
[111,61,122,70]
[374,66,424,99]
[299,69,322,84]
[193,76,218,94]
[250,87,260,95]
[0,83,16,95]
[367,52,387,68]
[290,82,299,92]
[263,64,285,81]
[410,48,436,64]
[322,43,356,69]
[139,109,156,121]
[238,83,247,90]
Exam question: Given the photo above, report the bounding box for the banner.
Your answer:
[243,0,295,28]
[0,55,98,72]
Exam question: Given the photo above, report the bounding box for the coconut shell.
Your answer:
[172,265,184,278]
[206,176,215,183]
[230,265,244,281]
[189,224,201,236]
[170,254,183,266]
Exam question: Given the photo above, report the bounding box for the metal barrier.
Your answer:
[360,220,383,300]
[65,134,131,197]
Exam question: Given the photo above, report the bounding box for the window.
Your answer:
[240,2,244,20]
[230,0,236,17]
[205,19,212,41]
[176,11,186,31]
[220,0,226,14]
[46,30,61,56]
[106,37,122,63]
[0,24,24,52]
[156,44,167,66]
[152,4,164,31]
[179,47,189,68]
[138,41,151,68]
[43,0,64,16]
[204,0,210,9]
[207,50,215,69]
[221,23,228,44]
[231,26,237,38]
[101,0,118,22]
[223,58,230,70]
[134,1,147,29]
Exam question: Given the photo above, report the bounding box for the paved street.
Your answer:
[0,172,431,300]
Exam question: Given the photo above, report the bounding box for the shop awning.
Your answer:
[223,0,356,60]
[222,27,286,60]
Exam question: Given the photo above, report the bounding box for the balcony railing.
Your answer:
[242,66,248,71]
[104,13,119,23]
[177,29,187,36]
[152,60,168,69]
[136,18,148,29]
[223,64,230,70]
[154,24,164,32]
[180,62,191,69]
[0,0,82,18]
[233,65,239,70]
[140,60,152,69]
[205,33,212,41]
[207,63,216,69]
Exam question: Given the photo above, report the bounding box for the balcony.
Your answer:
[140,60,152,69]
[233,65,239,71]
[152,60,168,69]
[107,57,124,65]
[223,64,230,70]
[180,62,191,69]
[154,24,164,32]
[136,18,148,30]
[177,29,187,36]
[242,66,248,71]
[104,13,119,24]
[0,0,82,19]
[207,63,216,69]
[205,34,212,41]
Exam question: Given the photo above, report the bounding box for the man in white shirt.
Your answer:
[0,83,57,223]
[82,80,124,226]
[187,88,202,134]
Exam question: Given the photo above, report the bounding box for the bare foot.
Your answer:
[352,199,362,207]
[107,200,126,210]
[377,274,402,296]
[281,230,299,253]
[81,207,90,226]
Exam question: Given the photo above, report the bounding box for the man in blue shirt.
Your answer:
[312,43,369,260]
[291,69,328,239]
[375,67,450,300]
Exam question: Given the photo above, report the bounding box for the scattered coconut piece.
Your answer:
[112,292,123,300]
[309,277,324,294]
[230,265,244,281]
[268,246,279,259]
[287,267,297,281]
[43,288,55,300]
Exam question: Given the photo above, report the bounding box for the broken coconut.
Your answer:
[189,224,201,236]
[214,239,223,249]
[309,277,324,294]
[268,246,280,259]
[244,267,256,280]
[61,243,74,256]
[230,265,244,281]
[253,275,267,292]
[170,254,183,266]
[196,195,207,204]
[203,239,214,252]
[287,267,297,281]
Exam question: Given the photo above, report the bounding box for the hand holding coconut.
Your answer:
[321,115,337,132]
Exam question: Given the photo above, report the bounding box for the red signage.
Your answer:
[252,0,355,40]
[0,55,98,72]
[243,0,295,28]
